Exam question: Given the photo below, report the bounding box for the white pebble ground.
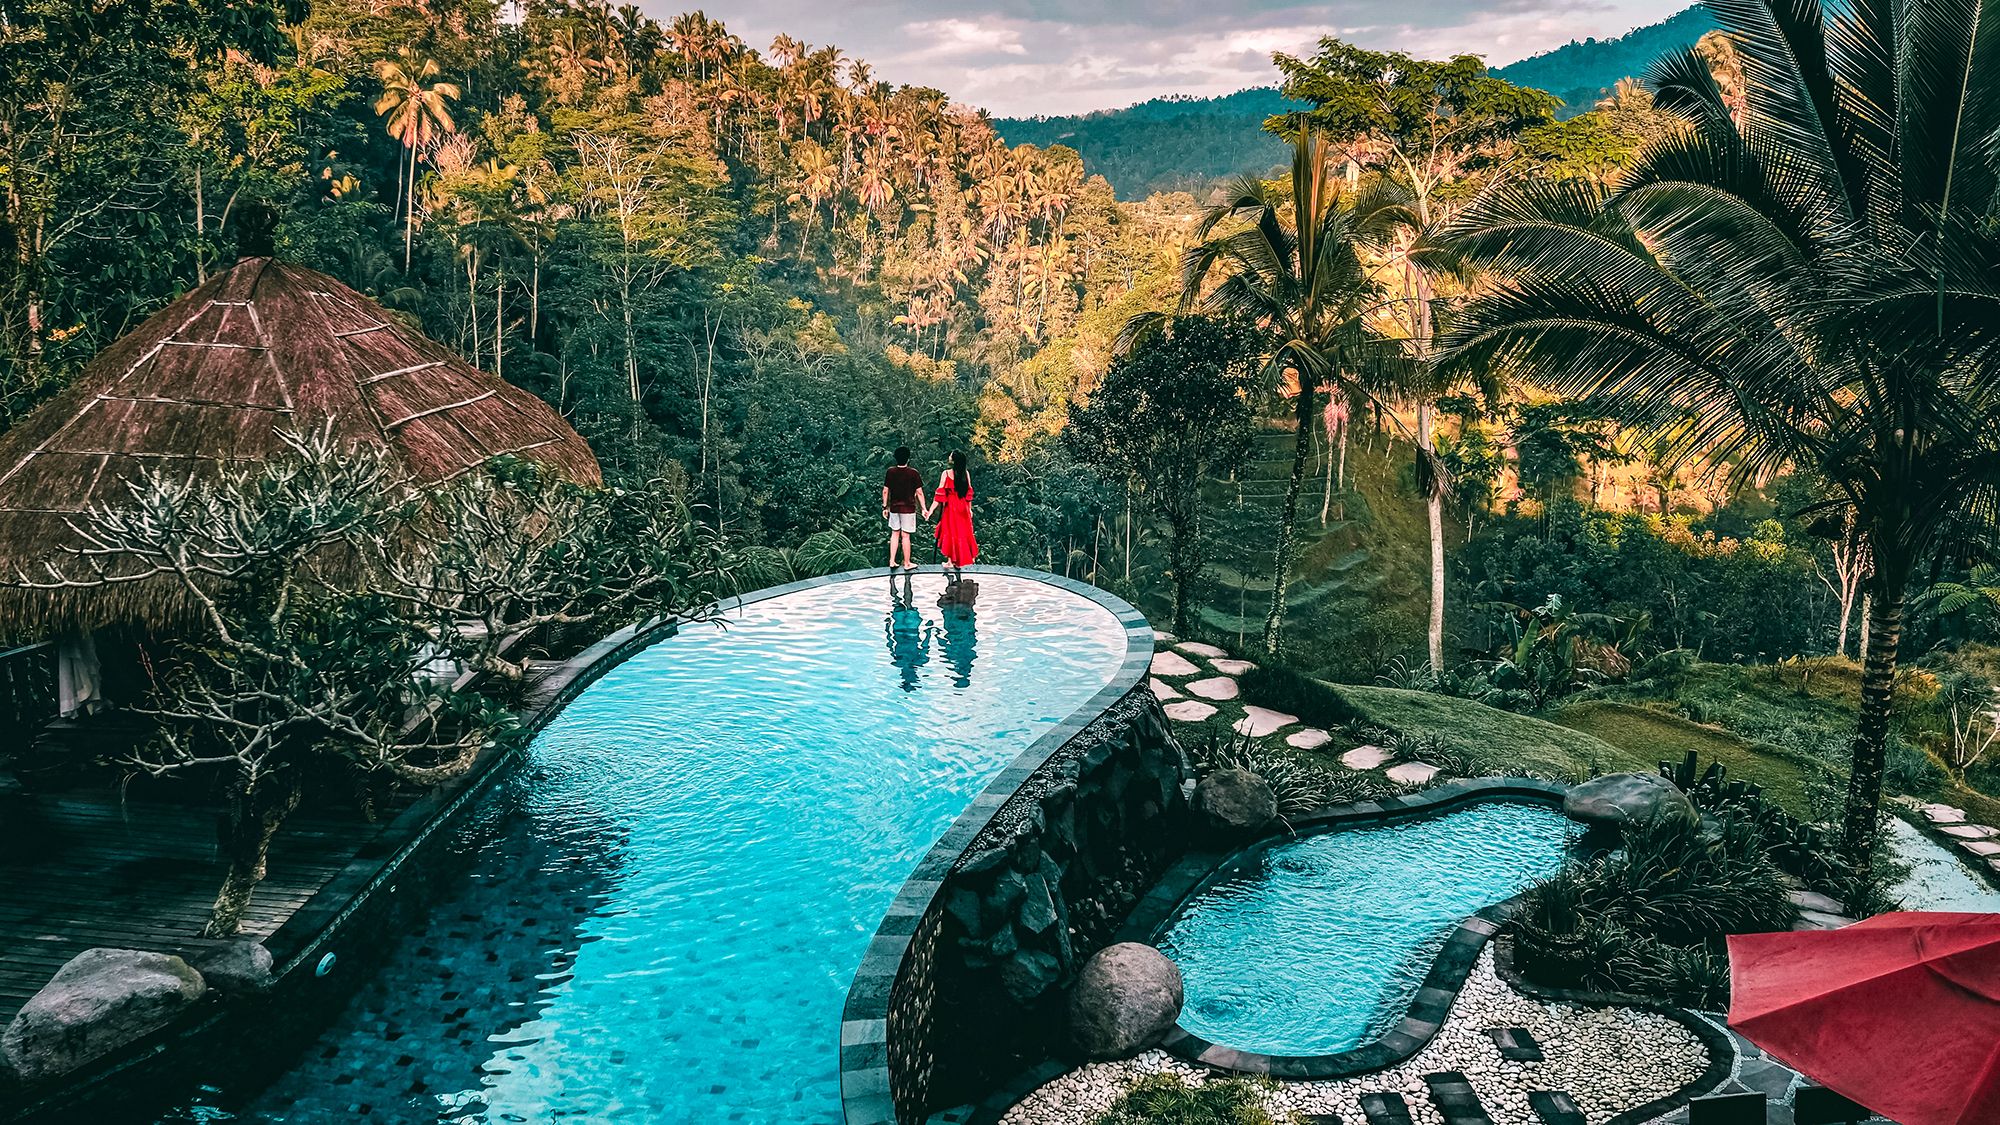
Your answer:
[1001,950,1707,1125]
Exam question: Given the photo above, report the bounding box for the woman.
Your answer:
[932,450,978,584]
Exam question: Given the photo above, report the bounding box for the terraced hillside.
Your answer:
[1131,424,1436,680]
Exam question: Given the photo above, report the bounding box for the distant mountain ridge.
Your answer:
[992,5,1716,197]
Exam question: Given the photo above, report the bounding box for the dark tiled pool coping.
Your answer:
[839,567,1155,1125]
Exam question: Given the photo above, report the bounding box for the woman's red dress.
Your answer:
[933,482,978,568]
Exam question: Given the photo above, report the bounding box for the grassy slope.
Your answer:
[1548,699,1819,816]
[1329,682,1648,781]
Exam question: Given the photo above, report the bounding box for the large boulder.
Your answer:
[190,941,274,995]
[2,948,207,1083]
[1067,943,1184,1059]
[1564,772,1696,830]
[1196,768,1277,834]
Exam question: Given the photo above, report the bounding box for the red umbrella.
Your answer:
[1728,912,2000,1125]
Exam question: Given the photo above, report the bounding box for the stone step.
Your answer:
[1424,1071,1495,1125]
[1357,1092,1415,1125]
[1528,1090,1586,1125]
[1486,1026,1544,1062]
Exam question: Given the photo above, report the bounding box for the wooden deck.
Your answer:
[0,791,388,1025]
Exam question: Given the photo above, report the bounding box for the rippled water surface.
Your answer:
[1158,800,1578,1056]
[172,573,1126,1124]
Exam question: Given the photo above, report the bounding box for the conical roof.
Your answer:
[0,257,601,631]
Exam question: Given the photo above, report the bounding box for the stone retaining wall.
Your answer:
[842,574,1174,1125]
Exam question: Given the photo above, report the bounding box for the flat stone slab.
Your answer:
[1342,745,1394,770]
[1960,839,2000,857]
[1795,909,1857,930]
[1941,823,1999,839]
[1287,727,1332,750]
[1164,700,1217,723]
[1151,651,1201,676]
[1149,678,1182,701]
[1211,658,1257,675]
[1186,676,1240,701]
[1156,630,1178,643]
[1233,706,1298,737]
[1176,641,1230,659]
[1386,761,1441,786]
[1789,889,1846,915]
[1923,803,1969,825]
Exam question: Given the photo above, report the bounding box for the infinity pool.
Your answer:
[172,573,1128,1123]
[1157,800,1578,1056]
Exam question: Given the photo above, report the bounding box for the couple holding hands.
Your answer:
[882,445,978,583]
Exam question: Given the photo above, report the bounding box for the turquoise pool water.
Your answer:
[172,573,1127,1124]
[1157,800,1578,1056]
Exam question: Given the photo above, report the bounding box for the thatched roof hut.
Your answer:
[0,256,600,632]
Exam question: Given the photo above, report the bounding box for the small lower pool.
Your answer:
[1157,800,1578,1056]
[165,572,1131,1124]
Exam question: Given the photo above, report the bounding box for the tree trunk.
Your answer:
[1263,382,1314,655]
[203,780,301,938]
[1842,584,1904,872]
[1420,402,1445,672]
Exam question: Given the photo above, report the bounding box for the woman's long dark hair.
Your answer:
[949,450,968,497]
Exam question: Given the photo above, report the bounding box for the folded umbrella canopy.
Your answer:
[1728,912,2000,1125]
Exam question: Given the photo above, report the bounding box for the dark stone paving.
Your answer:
[1645,1016,1895,1125]
[1358,1090,1415,1125]
[1529,1089,1586,1125]
[1423,1071,1494,1125]
[1486,1026,1545,1062]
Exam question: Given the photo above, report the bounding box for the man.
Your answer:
[882,446,927,573]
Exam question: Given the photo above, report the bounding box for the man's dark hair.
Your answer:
[894,446,910,464]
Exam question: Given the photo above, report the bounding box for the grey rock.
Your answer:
[1196,768,1277,834]
[2,948,207,1083]
[999,948,1064,1005]
[1066,943,1184,1059]
[189,941,273,995]
[1564,772,1696,830]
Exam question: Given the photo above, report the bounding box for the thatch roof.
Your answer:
[0,256,601,633]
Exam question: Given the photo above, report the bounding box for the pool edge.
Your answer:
[837,567,1158,1125]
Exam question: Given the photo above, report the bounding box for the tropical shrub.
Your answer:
[1187,728,1389,819]
[1238,664,1360,729]
[1512,811,1797,1008]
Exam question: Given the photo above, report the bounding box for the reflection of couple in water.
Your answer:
[886,579,977,693]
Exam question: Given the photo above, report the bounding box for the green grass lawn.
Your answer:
[1327,682,1650,781]
[1548,699,1822,817]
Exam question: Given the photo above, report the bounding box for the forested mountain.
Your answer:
[993,88,1301,200]
[994,6,1716,194]
[1493,6,1718,116]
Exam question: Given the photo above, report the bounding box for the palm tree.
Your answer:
[1131,120,1396,655]
[1441,0,2000,869]
[374,53,460,269]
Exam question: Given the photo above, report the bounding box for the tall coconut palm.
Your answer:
[1130,120,1397,655]
[1441,0,2000,869]
[374,53,460,269]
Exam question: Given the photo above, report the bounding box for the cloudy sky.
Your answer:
[678,0,1692,117]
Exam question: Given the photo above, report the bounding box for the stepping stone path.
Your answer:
[1341,745,1393,770]
[1148,678,1182,701]
[1962,839,2000,857]
[1211,658,1257,675]
[1163,700,1216,723]
[1386,761,1441,787]
[1357,1092,1415,1125]
[1176,641,1230,659]
[1942,823,1999,839]
[1186,676,1240,701]
[1422,1071,1493,1125]
[1156,630,1178,643]
[1233,706,1298,737]
[1527,1091,1586,1125]
[1484,1027,1543,1062]
[1150,651,1201,676]
[1287,727,1332,750]
[1922,803,1969,824]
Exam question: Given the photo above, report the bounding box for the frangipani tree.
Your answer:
[1442,0,2000,869]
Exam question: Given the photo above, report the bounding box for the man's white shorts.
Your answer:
[887,511,916,533]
